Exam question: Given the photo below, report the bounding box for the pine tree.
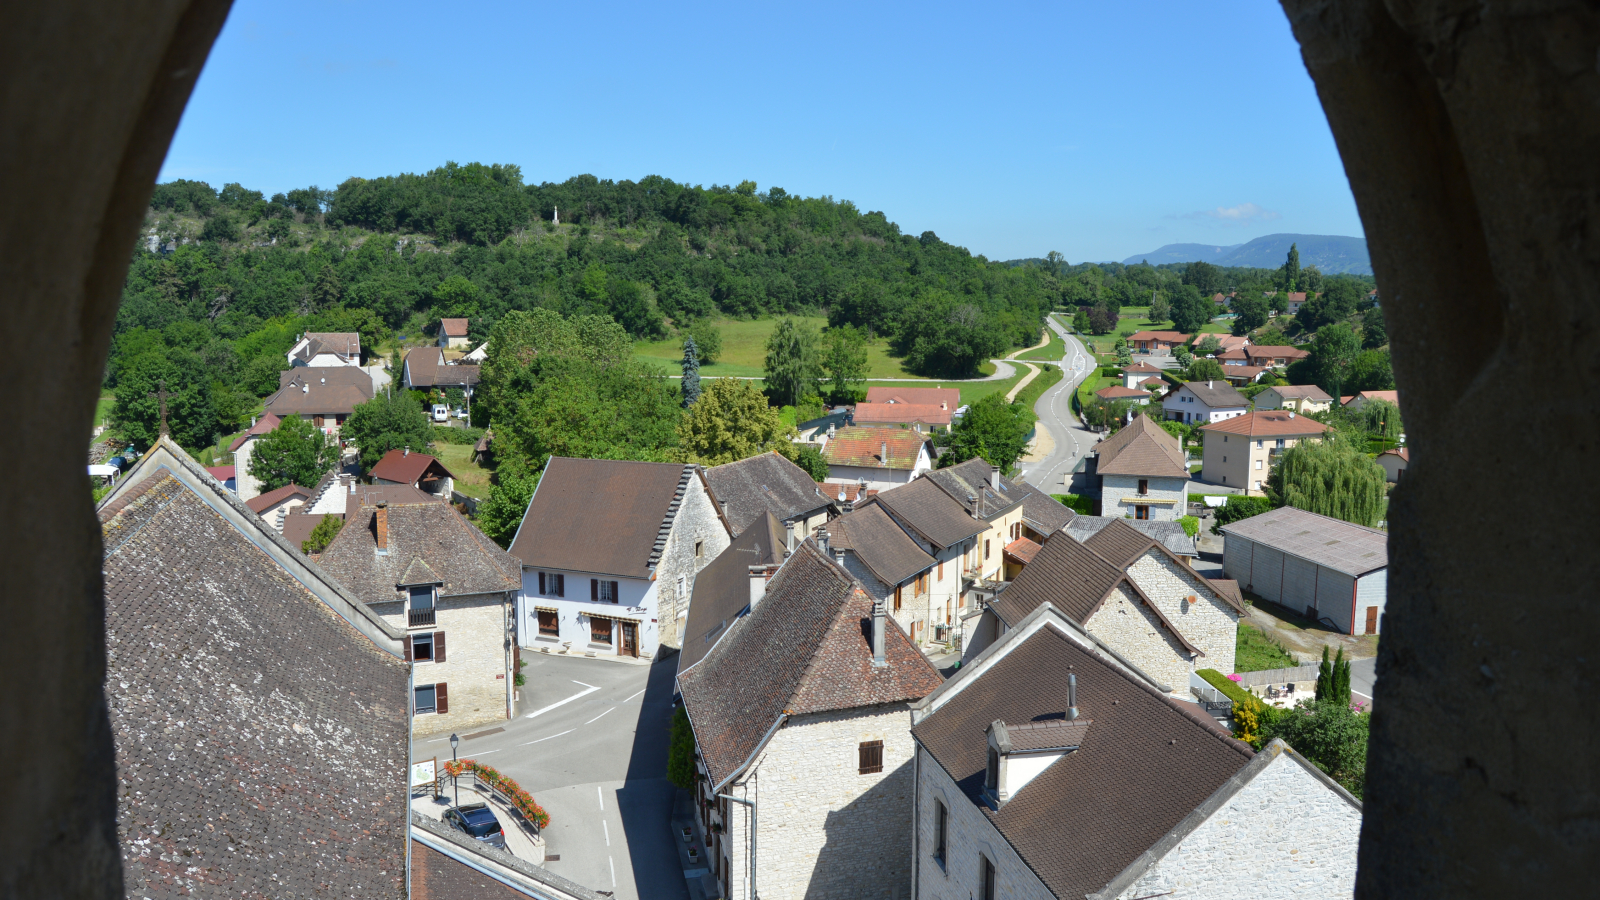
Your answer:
[1333,648,1352,705]
[1316,645,1334,700]
[1284,243,1301,292]
[681,335,701,408]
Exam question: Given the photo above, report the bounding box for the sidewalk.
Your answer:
[671,788,720,900]
[413,779,547,865]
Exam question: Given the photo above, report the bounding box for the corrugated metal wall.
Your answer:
[1222,532,1365,634]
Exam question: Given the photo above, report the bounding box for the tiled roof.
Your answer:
[204,465,234,482]
[226,412,281,451]
[265,367,374,417]
[509,457,698,579]
[1266,385,1334,401]
[1095,415,1187,478]
[411,841,531,900]
[818,481,879,504]
[245,482,312,513]
[678,512,788,675]
[100,452,409,898]
[1127,331,1192,343]
[830,502,936,587]
[923,457,1023,520]
[369,448,454,487]
[1346,389,1400,406]
[852,401,953,426]
[1210,578,1244,608]
[1217,347,1250,361]
[705,451,832,535]
[1220,505,1388,576]
[351,483,445,507]
[871,477,986,550]
[404,347,483,390]
[1213,334,1249,351]
[1179,379,1249,408]
[1065,516,1195,559]
[294,331,361,361]
[912,625,1252,900]
[440,317,470,337]
[432,364,480,389]
[281,510,330,550]
[1380,447,1410,462]
[1004,536,1041,564]
[678,539,943,788]
[320,502,520,603]
[1015,481,1076,535]
[1246,345,1311,361]
[1200,410,1330,438]
[864,386,961,408]
[1121,362,1166,376]
[1083,517,1164,569]
[1222,366,1272,382]
[821,426,932,470]
[1139,376,1166,387]
[1095,385,1151,400]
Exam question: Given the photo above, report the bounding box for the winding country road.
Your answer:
[1019,316,1098,492]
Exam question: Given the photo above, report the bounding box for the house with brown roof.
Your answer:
[704,450,834,538]
[865,386,961,409]
[319,500,521,734]
[830,502,942,642]
[963,518,1244,686]
[245,481,314,531]
[1119,361,1167,389]
[1221,505,1388,635]
[98,437,410,897]
[911,602,1361,900]
[1065,515,1196,561]
[286,331,362,367]
[1343,389,1400,411]
[1162,378,1249,425]
[1095,384,1154,404]
[438,317,471,349]
[852,400,955,431]
[228,412,281,501]
[1245,345,1311,367]
[1377,446,1409,482]
[508,457,730,656]
[403,346,481,396]
[1199,410,1330,495]
[676,535,945,900]
[821,426,935,490]
[1090,415,1189,522]
[676,512,788,677]
[1127,330,1192,354]
[1221,364,1272,386]
[263,366,374,434]
[1217,346,1251,367]
[1256,384,1335,414]
[1285,291,1311,314]
[370,446,455,498]
[1014,480,1076,544]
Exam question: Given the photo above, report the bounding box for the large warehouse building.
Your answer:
[1220,506,1388,635]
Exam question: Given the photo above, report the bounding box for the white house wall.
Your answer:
[1125,551,1238,675]
[827,465,918,492]
[1355,570,1386,635]
[518,570,658,656]
[913,745,1055,900]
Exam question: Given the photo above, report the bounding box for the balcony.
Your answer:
[409,608,436,628]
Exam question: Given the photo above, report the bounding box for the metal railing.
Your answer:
[409,608,436,627]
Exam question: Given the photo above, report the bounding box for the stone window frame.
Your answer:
[932,797,949,870]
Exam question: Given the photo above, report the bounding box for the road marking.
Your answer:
[585,706,617,725]
[603,820,610,846]
[522,681,599,719]
[609,856,617,888]
[463,749,502,756]
[623,687,647,702]
[519,729,573,746]
[597,785,605,812]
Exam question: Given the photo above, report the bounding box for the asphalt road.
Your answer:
[414,652,686,900]
[1019,316,1098,492]
[1349,656,1377,704]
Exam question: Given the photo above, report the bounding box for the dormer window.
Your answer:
[408,586,436,628]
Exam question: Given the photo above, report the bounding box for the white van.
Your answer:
[431,404,449,423]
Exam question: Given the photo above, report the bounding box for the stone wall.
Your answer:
[655,474,731,650]
[1116,751,1360,900]
[1100,475,1188,523]
[379,592,511,736]
[1084,584,1194,690]
[914,745,1054,900]
[1126,551,1238,675]
[721,704,918,900]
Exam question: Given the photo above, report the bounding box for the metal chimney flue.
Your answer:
[1067,673,1079,721]
[871,599,887,668]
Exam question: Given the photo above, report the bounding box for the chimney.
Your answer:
[749,565,769,610]
[967,493,982,520]
[871,599,887,668]
[403,446,409,457]
[817,527,830,556]
[1208,380,1214,389]
[785,518,797,553]
[835,545,846,567]
[880,441,888,467]
[990,465,1000,490]
[375,503,389,552]
[1067,673,1080,721]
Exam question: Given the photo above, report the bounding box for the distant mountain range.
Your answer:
[1121,233,1371,275]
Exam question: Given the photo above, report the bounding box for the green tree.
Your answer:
[1147,291,1172,324]
[680,336,701,407]
[434,274,483,318]
[1173,346,1194,369]
[1168,284,1213,333]
[1281,243,1301,291]
[310,264,343,310]
[763,317,821,406]
[1187,358,1226,382]
[1195,334,1222,355]
[684,320,723,364]
[1072,309,1091,333]
[199,212,241,243]
[248,415,338,492]
[822,324,869,403]
[666,707,697,790]
[343,391,434,471]
[1265,437,1388,527]
[302,515,344,554]
[476,469,539,548]
[112,360,220,452]
[776,442,830,481]
[1309,324,1361,397]
[1358,399,1403,445]
[1210,494,1272,534]
[1182,260,1224,296]
[1263,698,1369,798]
[1231,292,1270,334]
[678,377,792,466]
[1362,305,1387,349]
[944,394,1033,475]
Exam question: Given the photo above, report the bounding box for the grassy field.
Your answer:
[1236,621,1300,672]
[432,441,493,500]
[95,393,115,428]
[633,316,990,380]
[1013,330,1060,361]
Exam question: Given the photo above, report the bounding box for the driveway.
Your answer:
[1018,317,1098,492]
[413,651,686,900]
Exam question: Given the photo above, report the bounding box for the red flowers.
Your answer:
[443,759,551,830]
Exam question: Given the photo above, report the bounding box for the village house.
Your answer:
[911,602,1361,900]
[1343,389,1400,411]
[1162,379,1249,425]
[1013,481,1076,544]
[318,499,521,735]
[286,331,362,367]
[369,447,455,499]
[1092,414,1190,523]
[1256,384,1335,414]
[675,512,787,678]
[704,450,834,537]
[1199,410,1330,494]
[98,437,410,897]
[794,408,852,453]
[1377,446,1409,482]
[1066,515,1197,562]
[852,401,954,432]
[228,412,281,501]
[865,385,961,408]
[821,426,935,490]
[1245,345,1312,368]
[1217,346,1251,367]
[1126,330,1192,354]
[1119,361,1167,389]
[245,482,313,532]
[861,481,986,647]
[922,458,1028,582]
[403,345,482,397]
[963,518,1244,687]
[1095,384,1153,405]
[263,366,374,434]
[1284,291,1312,314]
[509,457,729,656]
[1222,365,1272,387]
[829,501,943,644]
[677,536,945,900]
[818,479,877,508]
[1221,505,1388,635]
[438,317,471,349]
[1210,333,1250,353]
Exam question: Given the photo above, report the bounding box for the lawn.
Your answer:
[1013,330,1059,361]
[634,316,978,380]
[1236,621,1300,672]
[432,442,493,500]
[95,393,115,428]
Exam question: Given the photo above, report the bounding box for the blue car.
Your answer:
[443,803,508,851]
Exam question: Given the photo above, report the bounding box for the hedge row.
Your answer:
[1196,668,1255,706]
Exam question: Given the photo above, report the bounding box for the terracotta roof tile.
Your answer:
[821,426,933,470]
[369,448,454,487]
[705,451,832,535]
[509,457,697,579]
[1094,415,1187,478]
[864,386,961,407]
[1265,385,1334,401]
[1095,385,1152,400]
[1004,536,1041,564]
[852,402,953,426]
[245,482,313,514]
[440,317,470,337]
[1200,410,1330,438]
[227,412,281,451]
[1127,331,1193,343]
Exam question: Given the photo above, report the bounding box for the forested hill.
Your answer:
[1121,233,1371,274]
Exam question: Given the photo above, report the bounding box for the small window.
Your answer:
[1255,459,1263,470]
[414,684,436,715]
[933,800,948,865]
[1135,505,1150,520]
[410,586,434,610]
[985,747,999,792]
[938,561,944,581]
[537,609,558,637]
[1277,438,1286,449]
[982,856,997,900]
[695,540,704,558]
[985,539,991,560]
[894,584,903,611]
[550,573,564,597]
[1138,478,1148,495]
[591,579,618,603]
[590,616,613,644]
[1256,439,1263,448]
[858,740,883,775]
[412,631,435,662]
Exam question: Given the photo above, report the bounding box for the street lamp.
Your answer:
[450,733,460,808]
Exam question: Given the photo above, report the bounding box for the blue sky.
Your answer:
[160,0,1361,264]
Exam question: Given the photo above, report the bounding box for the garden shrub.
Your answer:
[1177,515,1199,538]
[443,759,551,829]
[1196,668,1255,706]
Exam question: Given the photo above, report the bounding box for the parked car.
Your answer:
[443,803,508,851]
[431,404,449,423]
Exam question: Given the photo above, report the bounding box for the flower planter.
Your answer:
[681,826,693,842]
[687,847,700,863]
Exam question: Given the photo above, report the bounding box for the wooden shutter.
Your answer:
[858,740,883,774]
[591,578,599,601]
[403,635,412,661]
[938,562,944,580]
[610,581,619,602]
[434,631,446,663]
[539,571,546,594]
[435,683,448,714]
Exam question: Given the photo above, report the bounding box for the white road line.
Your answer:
[519,729,574,746]
[463,749,502,756]
[623,687,647,702]
[609,856,617,888]
[522,681,599,719]
[597,785,605,811]
[585,706,617,725]
[603,820,610,846]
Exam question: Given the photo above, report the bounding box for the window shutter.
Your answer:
[403,635,412,662]
[435,683,449,714]
[610,581,619,602]
[555,574,564,597]
[858,740,884,774]
[591,578,599,601]
[434,631,446,663]
[539,572,546,594]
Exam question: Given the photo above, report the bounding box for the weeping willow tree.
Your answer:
[1265,436,1387,526]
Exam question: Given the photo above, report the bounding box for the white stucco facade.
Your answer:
[1099,473,1188,523]
[826,462,926,492]
[1162,383,1248,425]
